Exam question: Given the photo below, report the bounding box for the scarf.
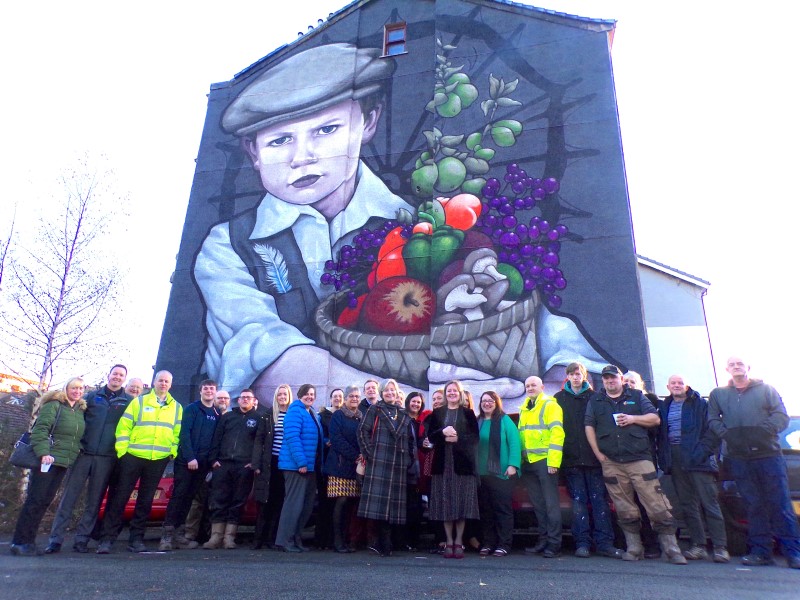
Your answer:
[480,411,504,475]
[339,404,360,420]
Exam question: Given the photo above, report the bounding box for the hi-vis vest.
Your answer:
[115,391,182,460]
[518,393,564,468]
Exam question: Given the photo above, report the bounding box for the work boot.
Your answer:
[203,523,225,549]
[223,523,238,549]
[174,526,199,549]
[658,534,688,565]
[621,531,644,561]
[158,525,174,551]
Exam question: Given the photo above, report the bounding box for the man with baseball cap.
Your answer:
[584,365,686,564]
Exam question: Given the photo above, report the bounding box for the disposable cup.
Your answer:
[612,413,624,426]
[41,462,51,472]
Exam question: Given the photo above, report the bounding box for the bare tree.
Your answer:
[0,205,14,289]
[0,156,128,402]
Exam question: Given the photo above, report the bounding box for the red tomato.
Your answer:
[412,222,434,235]
[375,250,406,282]
[442,193,482,230]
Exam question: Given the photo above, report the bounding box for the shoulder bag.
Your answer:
[10,404,63,469]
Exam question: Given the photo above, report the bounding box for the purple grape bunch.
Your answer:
[320,221,413,309]
[476,163,568,308]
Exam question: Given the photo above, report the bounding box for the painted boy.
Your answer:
[195,43,414,399]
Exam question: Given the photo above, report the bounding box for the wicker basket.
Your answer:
[315,290,539,389]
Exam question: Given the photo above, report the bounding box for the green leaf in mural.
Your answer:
[490,126,516,147]
[496,97,522,108]
[440,134,465,147]
[465,132,482,150]
[493,119,523,135]
[464,157,490,175]
[502,78,519,94]
[474,147,495,161]
[489,74,500,98]
[461,178,486,195]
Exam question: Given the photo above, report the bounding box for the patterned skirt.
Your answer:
[429,446,479,521]
[328,476,361,498]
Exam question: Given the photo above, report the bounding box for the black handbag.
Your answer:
[9,404,63,469]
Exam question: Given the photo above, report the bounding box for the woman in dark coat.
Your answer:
[323,384,362,552]
[250,405,275,549]
[11,377,87,556]
[426,380,479,559]
[261,384,292,548]
[357,379,415,557]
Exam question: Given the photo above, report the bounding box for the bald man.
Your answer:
[519,376,564,557]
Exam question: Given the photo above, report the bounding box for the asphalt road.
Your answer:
[1,535,798,600]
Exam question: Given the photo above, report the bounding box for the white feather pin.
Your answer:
[252,243,292,294]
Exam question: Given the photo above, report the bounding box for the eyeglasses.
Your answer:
[481,399,496,404]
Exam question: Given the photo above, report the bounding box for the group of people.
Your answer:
[9,356,800,570]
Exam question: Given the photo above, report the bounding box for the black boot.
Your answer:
[378,520,393,557]
[332,498,352,553]
[252,504,267,550]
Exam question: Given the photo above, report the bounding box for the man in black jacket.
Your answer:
[45,364,131,554]
[159,379,221,551]
[203,389,259,549]
[708,356,800,568]
[656,375,728,562]
[555,362,622,559]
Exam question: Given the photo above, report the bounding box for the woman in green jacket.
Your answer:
[10,377,87,556]
[476,390,521,557]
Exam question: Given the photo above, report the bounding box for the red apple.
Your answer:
[358,276,433,335]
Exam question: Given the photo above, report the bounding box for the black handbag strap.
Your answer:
[28,402,63,436]
[49,403,63,442]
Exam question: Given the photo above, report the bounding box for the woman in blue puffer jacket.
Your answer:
[275,384,322,552]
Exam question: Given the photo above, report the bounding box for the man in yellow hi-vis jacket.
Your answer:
[97,371,183,554]
[519,376,564,557]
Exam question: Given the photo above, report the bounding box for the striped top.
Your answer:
[272,411,286,456]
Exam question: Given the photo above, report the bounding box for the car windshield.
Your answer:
[781,417,800,450]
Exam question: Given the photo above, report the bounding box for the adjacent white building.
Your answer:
[637,255,717,396]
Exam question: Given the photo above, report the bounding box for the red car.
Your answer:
[98,461,259,525]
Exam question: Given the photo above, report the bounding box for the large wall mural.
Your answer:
[157,0,651,406]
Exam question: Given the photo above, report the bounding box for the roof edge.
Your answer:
[637,255,711,288]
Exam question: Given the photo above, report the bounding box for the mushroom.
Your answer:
[472,273,495,290]
[483,279,510,312]
[436,273,487,316]
[463,247,506,281]
[463,305,484,321]
[434,312,468,326]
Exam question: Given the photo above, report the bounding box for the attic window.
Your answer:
[383,23,407,56]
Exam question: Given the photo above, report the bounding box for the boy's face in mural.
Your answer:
[243,99,381,217]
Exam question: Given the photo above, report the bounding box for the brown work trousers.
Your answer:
[601,459,676,535]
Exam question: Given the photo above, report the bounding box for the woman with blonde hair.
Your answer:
[11,377,87,556]
[357,379,415,556]
[426,380,480,559]
[259,384,292,548]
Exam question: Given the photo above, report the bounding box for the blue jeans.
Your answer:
[728,454,800,558]
[563,466,615,550]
